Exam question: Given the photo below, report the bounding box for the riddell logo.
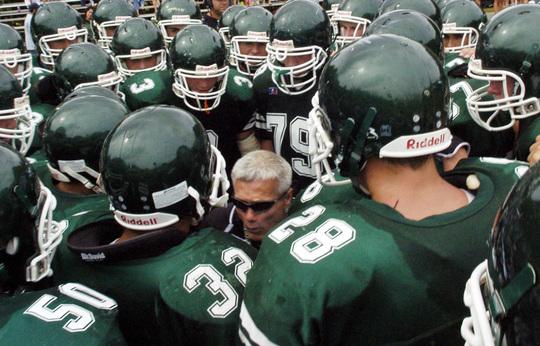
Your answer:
[406,133,446,150]
[81,252,106,261]
[120,215,158,226]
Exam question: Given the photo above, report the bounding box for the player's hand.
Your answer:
[527,135,540,166]
[459,47,475,59]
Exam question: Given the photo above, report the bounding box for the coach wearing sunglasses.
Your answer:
[202,150,293,249]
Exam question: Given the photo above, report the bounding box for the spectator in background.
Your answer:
[132,0,146,13]
[83,5,97,42]
[203,0,230,29]
[202,150,293,249]
[23,3,40,56]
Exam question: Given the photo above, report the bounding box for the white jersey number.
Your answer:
[24,283,118,333]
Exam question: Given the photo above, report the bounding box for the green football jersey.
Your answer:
[239,157,527,345]
[53,217,257,345]
[119,70,176,111]
[252,64,319,193]
[0,283,125,345]
[28,67,53,105]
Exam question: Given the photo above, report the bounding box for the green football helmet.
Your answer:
[31,2,88,69]
[309,34,450,185]
[332,0,382,49]
[461,162,538,346]
[42,95,128,193]
[218,5,246,49]
[63,85,125,104]
[378,0,442,29]
[93,0,135,51]
[0,143,60,283]
[100,105,230,230]
[322,0,341,17]
[169,24,229,112]
[157,0,202,44]
[441,0,486,54]
[364,9,444,61]
[229,6,272,77]
[110,18,167,77]
[267,0,332,95]
[466,4,540,132]
[0,66,35,156]
[54,43,123,99]
[0,23,32,94]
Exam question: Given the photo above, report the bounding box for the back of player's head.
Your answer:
[100,105,230,231]
[0,143,60,284]
[310,34,450,183]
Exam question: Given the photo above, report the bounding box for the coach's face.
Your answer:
[233,178,292,243]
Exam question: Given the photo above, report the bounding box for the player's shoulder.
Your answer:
[0,283,125,345]
[120,70,175,110]
[225,67,255,102]
[452,157,528,181]
[186,227,257,259]
[251,64,274,91]
[292,176,360,213]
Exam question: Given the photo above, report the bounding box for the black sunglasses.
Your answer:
[232,191,288,214]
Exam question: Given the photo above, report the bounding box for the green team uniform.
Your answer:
[28,67,53,105]
[444,53,515,157]
[0,283,125,345]
[52,215,257,345]
[171,67,256,175]
[239,157,527,345]
[119,70,176,111]
[517,116,540,161]
[253,65,318,193]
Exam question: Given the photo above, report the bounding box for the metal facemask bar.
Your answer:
[0,96,36,155]
[0,49,33,94]
[230,32,269,77]
[466,58,540,131]
[47,160,104,194]
[443,23,479,53]
[26,183,61,282]
[267,40,327,95]
[208,144,230,208]
[94,16,131,51]
[219,27,232,50]
[114,47,168,77]
[308,93,351,186]
[332,12,370,50]
[38,26,88,69]
[173,64,229,112]
[159,16,202,43]
[73,70,124,94]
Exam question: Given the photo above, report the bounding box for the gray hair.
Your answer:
[231,150,292,195]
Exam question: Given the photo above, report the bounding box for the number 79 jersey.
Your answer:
[0,283,126,345]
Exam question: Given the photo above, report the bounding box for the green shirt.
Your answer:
[240,157,527,345]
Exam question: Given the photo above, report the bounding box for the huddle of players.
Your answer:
[1,0,540,344]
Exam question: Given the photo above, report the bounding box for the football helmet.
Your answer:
[364,10,444,61]
[110,18,167,77]
[31,2,88,69]
[42,95,128,193]
[218,5,246,49]
[0,23,32,94]
[462,162,538,346]
[0,66,35,156]
[378,0,442,29]
[267,0,332,95]
[322,0,341,18]
[54,43,123,99]
[63,85,125,104]
[466,5,540,132]
[100,105,230,230]
[441,0,486,54]
[0,144,60,283]
[157,0,202,44]
[169,24,229,112]
[332,0,382,49]
[309,34,451,185]
[229,6,272,77]
[93,0,135,51]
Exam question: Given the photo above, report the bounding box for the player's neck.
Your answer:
[55,181,96,195]
[118,217,193,243]
[359,157,469,221]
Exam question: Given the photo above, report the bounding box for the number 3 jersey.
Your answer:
[239,158,528,345]
[52,215,257,346]
[0,283,126,345]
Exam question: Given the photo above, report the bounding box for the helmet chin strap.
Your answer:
[47,162,103,194]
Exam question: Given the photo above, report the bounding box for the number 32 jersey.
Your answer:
[0,283,125,345]
[239,158,527,345]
